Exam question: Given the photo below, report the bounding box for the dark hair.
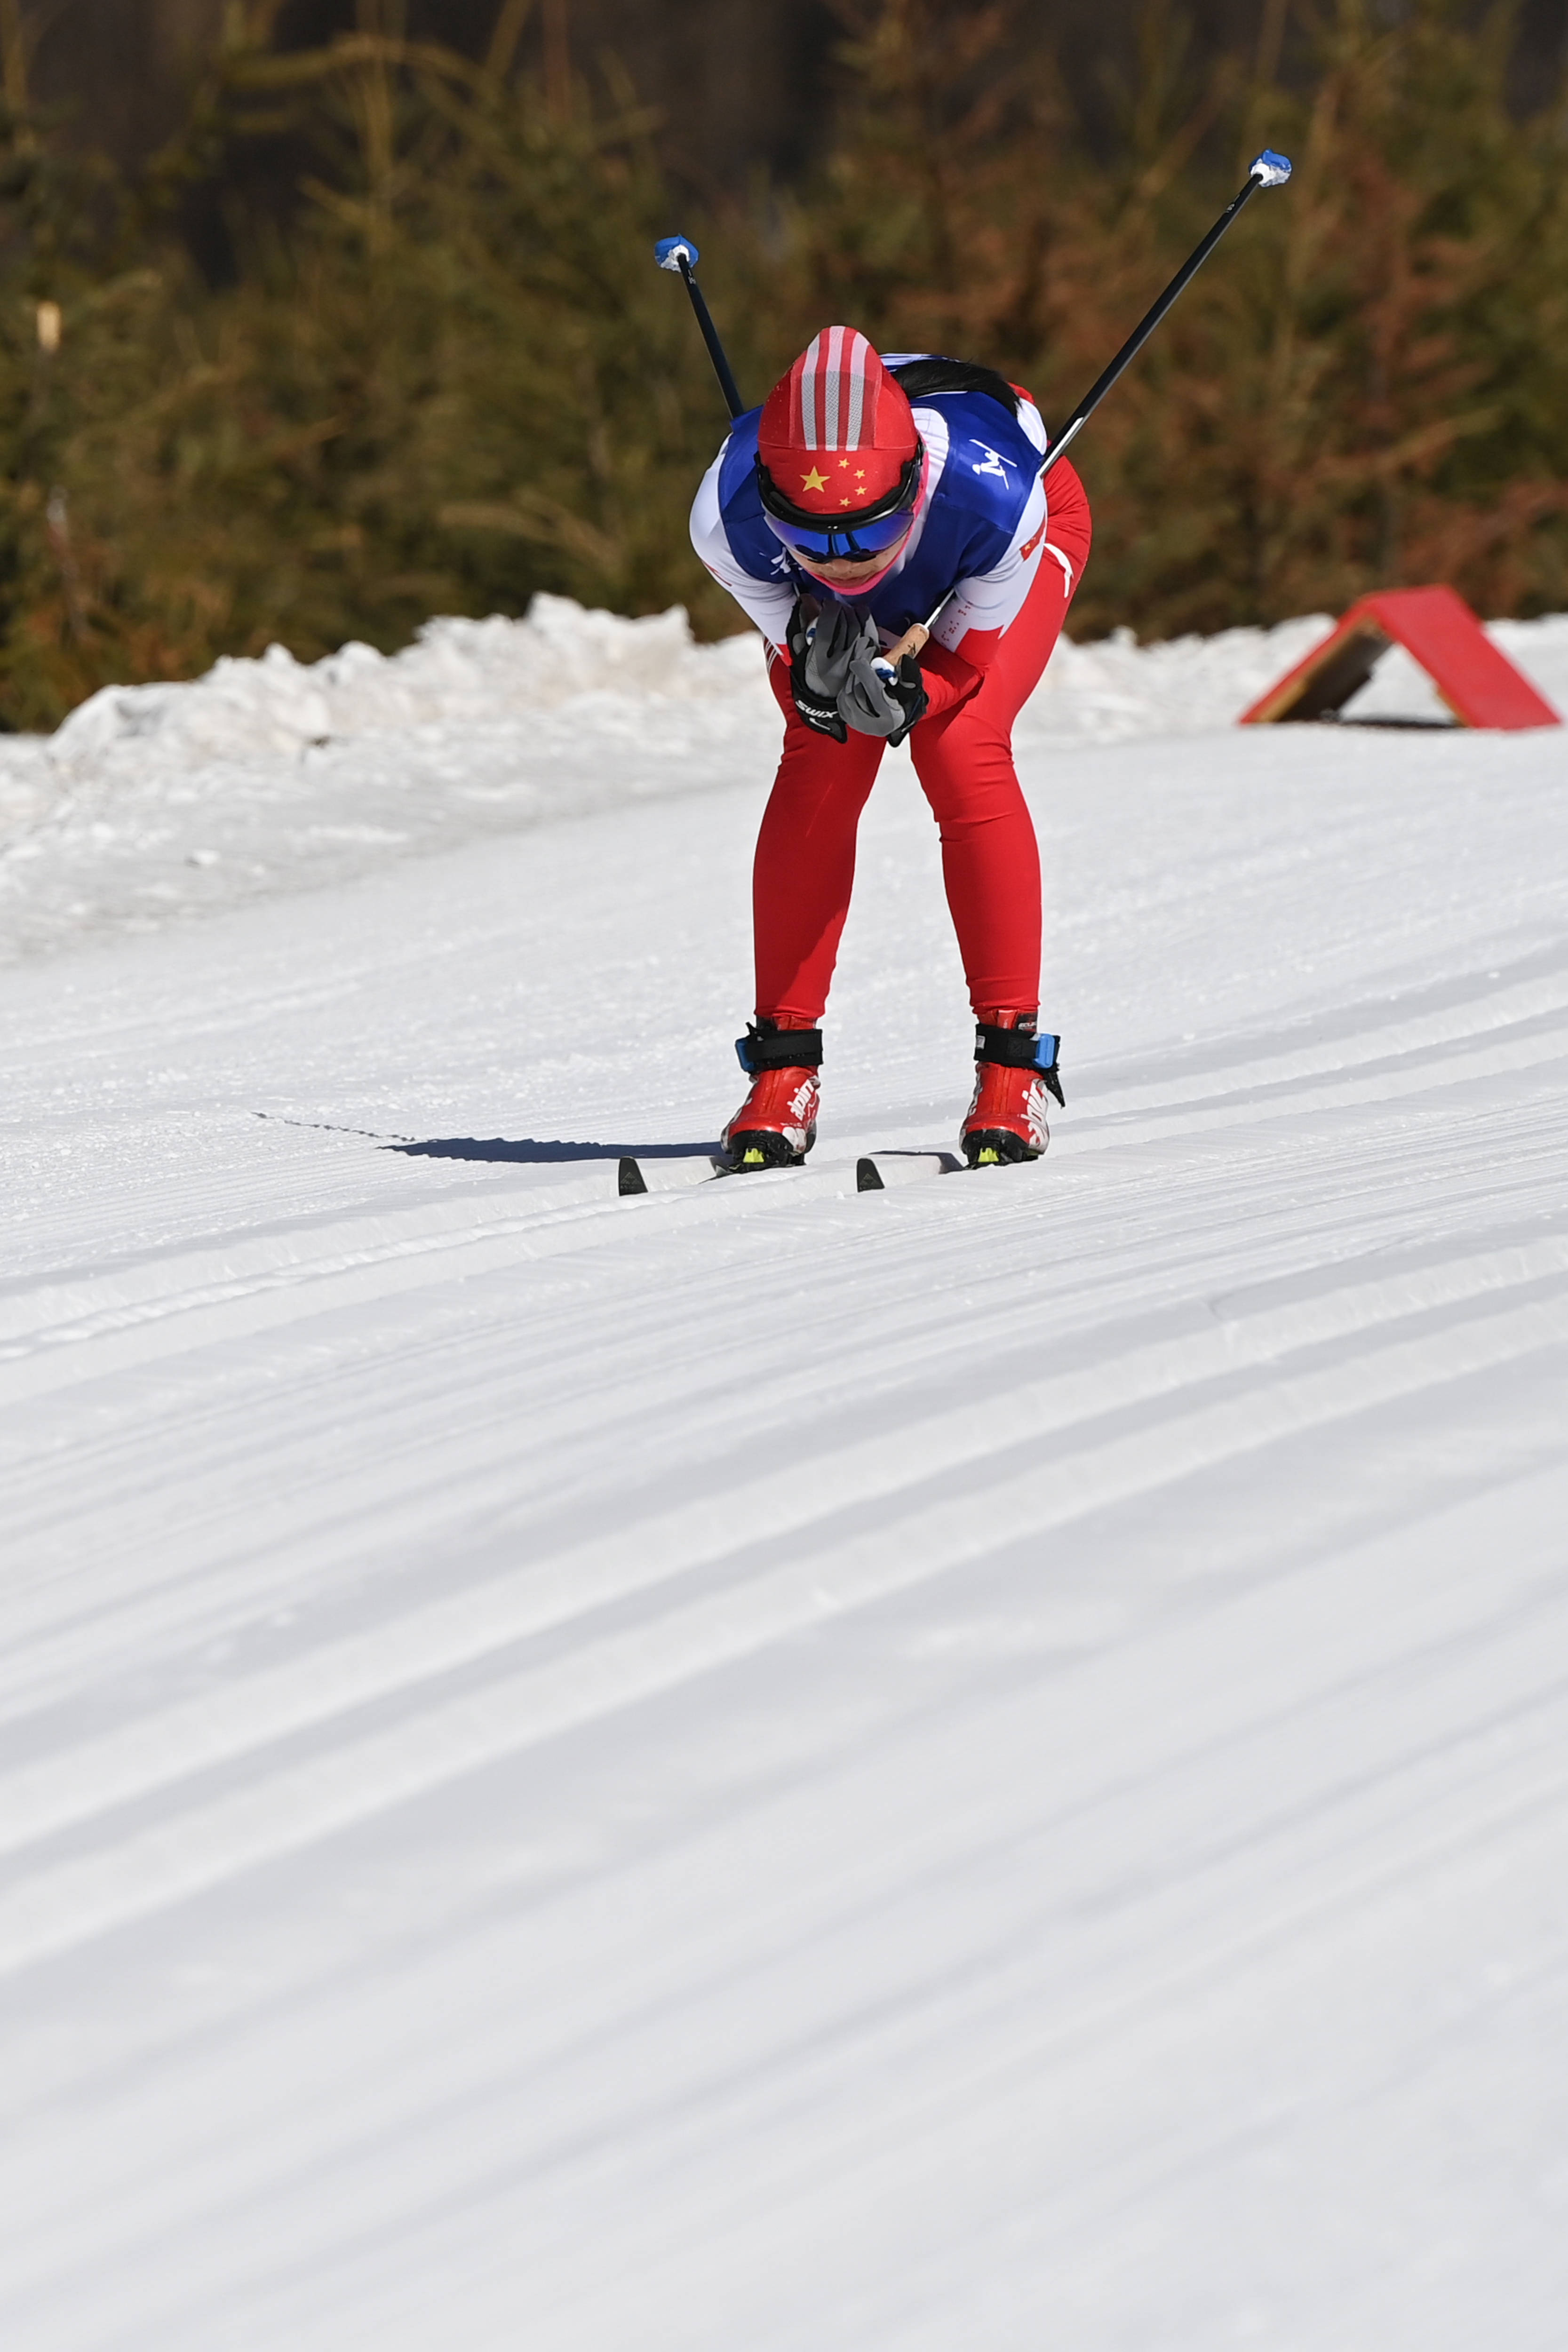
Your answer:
[890,358,1021,418]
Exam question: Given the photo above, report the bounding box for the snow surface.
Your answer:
[5,595,1564,963]
[1,598,1567,2350]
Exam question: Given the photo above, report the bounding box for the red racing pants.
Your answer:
[755,458,1091,1022]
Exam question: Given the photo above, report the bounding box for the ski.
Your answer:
[617,1153,848,1198]
[854,1150,963,1191]
[616,1147,1043,1198]
[617,1155,728,1196]
[616,1154,809,1196]
[855,1149,1051,1189]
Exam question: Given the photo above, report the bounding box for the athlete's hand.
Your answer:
[885,654,930,744]
[839,645,930,744]
[786,595,848,742]
[786,596,929,743]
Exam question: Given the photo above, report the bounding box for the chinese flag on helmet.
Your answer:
[757,327,919,517]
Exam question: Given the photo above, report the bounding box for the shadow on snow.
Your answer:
[387,1136,720,1165]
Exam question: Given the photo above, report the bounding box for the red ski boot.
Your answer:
[722,1018,822,1170]
[962,1011,1064,1166]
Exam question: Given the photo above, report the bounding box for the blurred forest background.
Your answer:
[2,0,1566,726]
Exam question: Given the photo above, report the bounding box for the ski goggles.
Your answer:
[756,451,922,563]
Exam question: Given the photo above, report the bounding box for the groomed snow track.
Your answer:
[1,685,1566,2349]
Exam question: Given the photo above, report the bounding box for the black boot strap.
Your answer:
[740,1023,824,1073]
[975,1023,1065,1105]
[975,1021,1041,1068]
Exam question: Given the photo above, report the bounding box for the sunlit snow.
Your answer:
[1,599,1565,2351]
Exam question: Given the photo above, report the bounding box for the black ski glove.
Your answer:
[839,644,930,746]
[786,596,848,741]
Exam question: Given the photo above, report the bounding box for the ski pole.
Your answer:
[1040,147,1291,481]
[654,235,745,420]
[885,148,1292,666]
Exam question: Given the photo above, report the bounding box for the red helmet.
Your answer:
[757,327,920,521]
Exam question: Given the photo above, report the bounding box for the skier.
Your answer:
[692,325,1092,1169]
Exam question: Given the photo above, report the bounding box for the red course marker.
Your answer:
[1240,585,1561,731]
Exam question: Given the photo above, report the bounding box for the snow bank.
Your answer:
[45,598,763,778]
[0,599,779,964]
[1,592,1563,962]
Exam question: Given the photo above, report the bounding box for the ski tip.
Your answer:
[617,1156,648,1197]
[856,1156,886,1192]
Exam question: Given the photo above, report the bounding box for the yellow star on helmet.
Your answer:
[800,466,829,493]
